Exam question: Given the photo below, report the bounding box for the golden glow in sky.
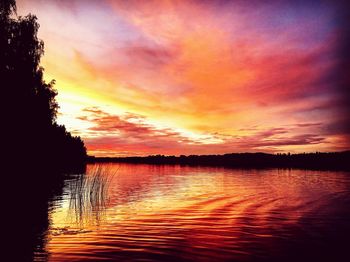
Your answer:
[17,0,350,156]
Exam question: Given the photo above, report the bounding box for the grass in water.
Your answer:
[68,164,116,226]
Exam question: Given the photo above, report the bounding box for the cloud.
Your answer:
[17,0,350,155]
[77,107,330,156]
[123,44,178,68]
[78,107,196,149]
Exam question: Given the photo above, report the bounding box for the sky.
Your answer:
[17,0,350,156]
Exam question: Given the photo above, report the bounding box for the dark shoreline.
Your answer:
[87,151,350,171]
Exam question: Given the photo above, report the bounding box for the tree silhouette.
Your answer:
[1,0,86,169]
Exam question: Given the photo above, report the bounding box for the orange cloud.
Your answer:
[16,0,350,155]
[76,107,337,157]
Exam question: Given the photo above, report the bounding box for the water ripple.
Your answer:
[40,164,350,261]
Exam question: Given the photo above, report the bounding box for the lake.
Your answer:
[32,164,350,261]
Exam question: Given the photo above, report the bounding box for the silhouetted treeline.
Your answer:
[89,151,350,171]
[1,0,86,170]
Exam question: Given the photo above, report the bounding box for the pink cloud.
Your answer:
[16,0,349,155]
[77,108,330,156]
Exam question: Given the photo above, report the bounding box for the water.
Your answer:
[33,164,350,261]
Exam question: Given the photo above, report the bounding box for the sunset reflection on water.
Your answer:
[42,164,350,261]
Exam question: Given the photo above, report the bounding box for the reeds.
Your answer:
[67,164,116,226]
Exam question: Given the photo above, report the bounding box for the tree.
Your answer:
[1,0,86,169]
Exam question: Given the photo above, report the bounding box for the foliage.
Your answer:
[1,0,86,168]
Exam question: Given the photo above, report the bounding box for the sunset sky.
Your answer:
[17,0,350,156]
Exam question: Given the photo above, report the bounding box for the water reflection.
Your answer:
[35,165,350,261]
[7,170,79,261]
[66,165,115,226]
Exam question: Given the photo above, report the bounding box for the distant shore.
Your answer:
[87,151,350,171]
